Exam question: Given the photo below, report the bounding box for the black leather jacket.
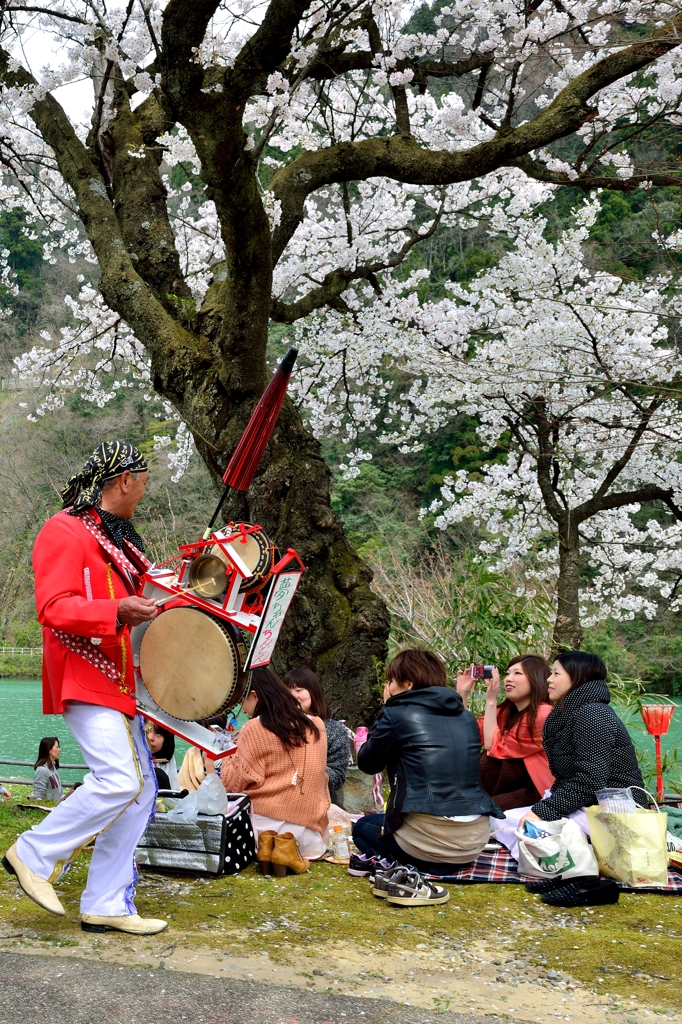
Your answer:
[357,686,503,834]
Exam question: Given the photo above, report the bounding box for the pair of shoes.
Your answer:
[541,877,619,907]
[525,876,567,894]
[257,831,309,876]
[373,864,416,899]
[348,852,395,878]
[2,844,65,916]
[81,913,168,935]
[385,869,450,906]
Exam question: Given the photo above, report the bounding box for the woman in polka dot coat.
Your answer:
[523,651,646,824]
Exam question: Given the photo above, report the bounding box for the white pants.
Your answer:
[17,703,156,916]
[250,812,329,860]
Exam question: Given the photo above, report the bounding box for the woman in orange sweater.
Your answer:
[220,668,330,875]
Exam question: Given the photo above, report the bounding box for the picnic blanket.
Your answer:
[426,842,682,894]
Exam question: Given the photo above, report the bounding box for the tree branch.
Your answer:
[0,47,210,413]
[270,13,682,262]
[511,153,682,190]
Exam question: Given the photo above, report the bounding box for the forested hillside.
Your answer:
[3,165,682,696]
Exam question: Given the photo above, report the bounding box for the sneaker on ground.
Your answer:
[373,864,415,899]
[348,853,396,878]
[386,870,450,906]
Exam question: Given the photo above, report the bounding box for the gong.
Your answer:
[139,607,247,721]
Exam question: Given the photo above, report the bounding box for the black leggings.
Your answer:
[352,813,472,876]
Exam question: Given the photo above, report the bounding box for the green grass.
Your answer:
[1,794,681,1011]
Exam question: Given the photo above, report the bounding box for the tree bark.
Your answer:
[553,516,583,653]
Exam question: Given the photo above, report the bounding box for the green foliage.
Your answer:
[440,560,553,668]
[0,209,43,294]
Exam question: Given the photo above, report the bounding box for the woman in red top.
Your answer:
[457,655,554,811]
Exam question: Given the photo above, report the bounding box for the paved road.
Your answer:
[0,952,504,1024]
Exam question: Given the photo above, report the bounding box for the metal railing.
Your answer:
[0,757,86,769]
[0,647,42,655]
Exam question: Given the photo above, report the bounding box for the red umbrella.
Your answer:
[640,704,675,802]
[204,348,298,537]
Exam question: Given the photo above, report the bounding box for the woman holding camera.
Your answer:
[457,656,554,811]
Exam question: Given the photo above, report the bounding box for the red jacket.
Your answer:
[33,510,147,716]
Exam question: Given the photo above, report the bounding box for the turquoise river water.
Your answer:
[1,677,681,788]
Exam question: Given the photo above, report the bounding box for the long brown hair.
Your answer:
[250,668,320,749]
[282,667,332,719]
[35,736,59,770]
[497,655,550,740]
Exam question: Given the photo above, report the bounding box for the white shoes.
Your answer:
[3,842,167,935]
[81,913,168,935]
[2,843,66,916]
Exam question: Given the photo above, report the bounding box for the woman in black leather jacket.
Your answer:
[352,649,503,875]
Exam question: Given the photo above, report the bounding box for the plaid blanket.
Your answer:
[427,843,682,893]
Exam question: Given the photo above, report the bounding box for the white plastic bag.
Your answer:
[195,774,228,816]
[165,790,199,823]
[516,818,599,880]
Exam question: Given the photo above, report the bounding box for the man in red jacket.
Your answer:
[2,441,167,935]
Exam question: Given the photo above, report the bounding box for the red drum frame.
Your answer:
[131,524,305,760]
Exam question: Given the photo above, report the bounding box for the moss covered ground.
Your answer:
[1,794,681,1017]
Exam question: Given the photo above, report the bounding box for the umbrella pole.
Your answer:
[655,734,664,803]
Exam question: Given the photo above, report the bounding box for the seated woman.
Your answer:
[146,722,180,791]
[220,667,330,873]
[31,737,63,803]
[352,649,503,877]
[457,655,554,811]
[498,651,646,857]
[283,667,349,799]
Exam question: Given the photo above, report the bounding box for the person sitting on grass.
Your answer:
[495,651,647,860]
[351,649,503,878]
[220,668,330,875]
[146,722,180,791]
[457,655,554,812]
[31,737,63,803]
[283,667,349,800]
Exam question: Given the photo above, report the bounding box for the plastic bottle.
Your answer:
[331,824,350,860]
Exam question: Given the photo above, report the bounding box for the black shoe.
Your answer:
[348,853,394,878]
[541,878,619,908]
[525,876,567,894]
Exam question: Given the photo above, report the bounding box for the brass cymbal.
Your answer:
[187,553,228,598]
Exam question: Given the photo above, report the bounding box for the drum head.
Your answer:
[213,522,275,593]
[139,607,245,721]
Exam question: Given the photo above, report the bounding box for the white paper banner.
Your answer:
[246,571,302,669]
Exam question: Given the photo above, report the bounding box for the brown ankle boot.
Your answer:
[271,832,310,876]
[257,830,277,875]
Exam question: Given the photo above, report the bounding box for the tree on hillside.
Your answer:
[3,1,682,708]
[298,200,682,650]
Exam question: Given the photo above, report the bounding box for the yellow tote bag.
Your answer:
[585,805,668,888]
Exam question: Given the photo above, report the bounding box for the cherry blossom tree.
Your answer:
[296,199,682,650]
[3,1,682,705]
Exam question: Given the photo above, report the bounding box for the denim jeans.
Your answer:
[352,812,472,876]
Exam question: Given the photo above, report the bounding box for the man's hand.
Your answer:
[117,596,158,626]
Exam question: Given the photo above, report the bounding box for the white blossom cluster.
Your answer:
[295,197,682,622]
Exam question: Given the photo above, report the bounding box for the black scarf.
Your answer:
[96,507,146,553]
